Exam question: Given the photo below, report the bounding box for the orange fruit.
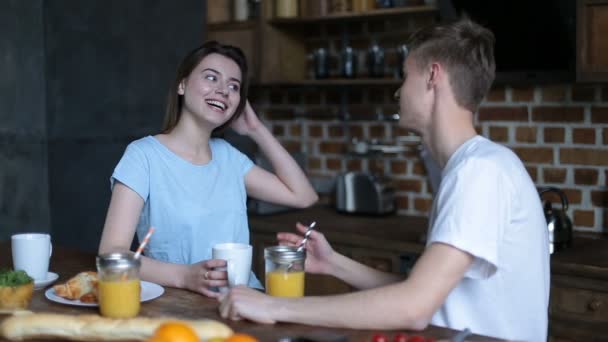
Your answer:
[225,333,259,342]
[150,321,199,342]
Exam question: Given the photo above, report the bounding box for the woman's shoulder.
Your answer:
[210,138,250,163]
[125,136,157,151]
[210,137,238,153]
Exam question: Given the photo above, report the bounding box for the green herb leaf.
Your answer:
[0,269,34,286]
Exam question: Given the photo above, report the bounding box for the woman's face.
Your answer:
[178,53,242,129]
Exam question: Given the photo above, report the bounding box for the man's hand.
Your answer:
[218,286,277,324]
[277,222,335,275]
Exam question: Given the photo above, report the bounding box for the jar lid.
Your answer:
[96,252,141,270]
[264,245,305,263]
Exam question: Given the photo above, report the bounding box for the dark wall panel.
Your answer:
[44,0,204,251]
[0,0,204,248]
[0,0,50,240]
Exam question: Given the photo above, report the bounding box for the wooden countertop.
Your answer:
[249,206,429,255]
[0,243,503,342]
[249,206,608,278]
[550,234,608,280]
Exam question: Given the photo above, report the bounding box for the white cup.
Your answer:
[212,243,252,293]
[11,233,53,281]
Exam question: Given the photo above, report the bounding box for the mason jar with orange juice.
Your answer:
[264,246,305,297]
[96,252,141,318]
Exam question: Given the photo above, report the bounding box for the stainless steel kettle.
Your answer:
[539,187,573,254]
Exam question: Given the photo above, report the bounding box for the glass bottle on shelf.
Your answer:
[341,45,358,78]
[353,0,375,12]
[396,44,409,78]
[233,0,249,21]
[329,0,352,13]
[375,0,394,8]
[367,40,385,78]
[313,47,330,79]
[276,0,299,18]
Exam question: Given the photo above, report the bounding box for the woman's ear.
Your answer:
[177,80,185,95]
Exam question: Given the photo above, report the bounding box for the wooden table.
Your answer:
[0,243,503,342]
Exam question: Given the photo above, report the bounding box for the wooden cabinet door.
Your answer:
[206,26,260,82]
[577,0,608,82]
[549,274,608,340]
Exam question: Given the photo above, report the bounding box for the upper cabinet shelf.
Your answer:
[576,0,608,82]
[207,20,257,32]
[254,78,402,87]
[205,1,439,84]
[268,5,438,25]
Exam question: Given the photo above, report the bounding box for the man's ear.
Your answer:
[177,80,185,95]
[428,62,441,89]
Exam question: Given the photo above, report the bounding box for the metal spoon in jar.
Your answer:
[297,221,316,252]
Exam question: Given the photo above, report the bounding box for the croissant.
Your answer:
[53,271,98,302]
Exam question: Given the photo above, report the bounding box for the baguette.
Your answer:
[0,312,233,341]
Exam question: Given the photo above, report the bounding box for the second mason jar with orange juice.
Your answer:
[264,246,305,297]
[96,252,141,318]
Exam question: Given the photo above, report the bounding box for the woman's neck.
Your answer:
[160,115,214,165]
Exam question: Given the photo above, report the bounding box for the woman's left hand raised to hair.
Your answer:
[230,100,263,136]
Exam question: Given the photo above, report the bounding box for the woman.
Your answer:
[98,41,318,298]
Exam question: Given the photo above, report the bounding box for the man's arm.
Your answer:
[277,225,404,290]
[220,242,474,329]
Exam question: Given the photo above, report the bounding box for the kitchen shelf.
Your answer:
[207,20,257,32]
[254,78,403,87]
[268,5,438,25]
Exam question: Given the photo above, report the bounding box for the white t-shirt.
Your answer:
[428,136,550,342]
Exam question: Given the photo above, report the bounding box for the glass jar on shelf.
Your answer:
[275,0,299,18]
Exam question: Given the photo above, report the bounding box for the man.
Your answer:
[219,18,550,342]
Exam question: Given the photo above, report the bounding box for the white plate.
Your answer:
[34,272,59,290]
[44,281,164,307]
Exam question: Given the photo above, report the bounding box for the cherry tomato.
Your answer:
[371,333,389,342]
[407,336,426,342]
[393,333,409,342]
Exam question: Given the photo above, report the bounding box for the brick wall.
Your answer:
[250,83,608,234]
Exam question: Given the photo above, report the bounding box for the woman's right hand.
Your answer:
[276,222,335,275]
[182,259,228,298]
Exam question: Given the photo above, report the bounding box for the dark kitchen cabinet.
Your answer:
[204,0,438,86]
[548,236,608,341]
[206,20,261,82]
[576,0,608,82]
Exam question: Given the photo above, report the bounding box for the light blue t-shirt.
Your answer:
[111,135,262,288]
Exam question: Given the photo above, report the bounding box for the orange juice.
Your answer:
[98,279,141,318]
[266,271,304,297]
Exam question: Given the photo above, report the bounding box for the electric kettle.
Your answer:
[539,187,573,254]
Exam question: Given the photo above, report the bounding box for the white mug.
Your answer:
[11,233,53,281]
[212,243,252,293]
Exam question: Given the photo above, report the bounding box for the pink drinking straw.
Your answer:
[134,227,155,259]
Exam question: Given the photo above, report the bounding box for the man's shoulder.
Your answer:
[464,137,521,168]
[444,137,526,185]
